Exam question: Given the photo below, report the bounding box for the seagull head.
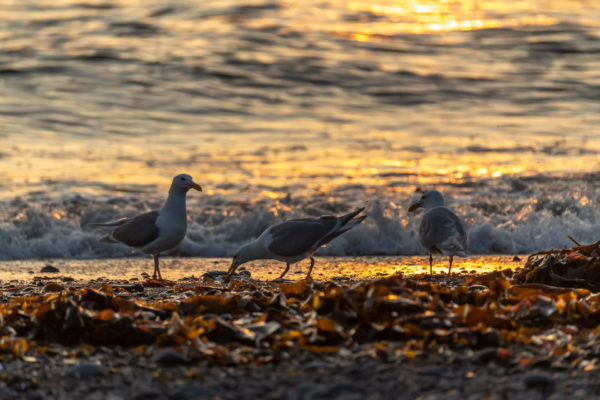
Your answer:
[227,242,261,277]
[171,174,202,193]
[408,190,444,212]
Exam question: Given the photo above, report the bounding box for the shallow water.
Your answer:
[1,0,599,260]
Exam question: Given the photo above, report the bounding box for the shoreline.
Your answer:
[0,255,524,282]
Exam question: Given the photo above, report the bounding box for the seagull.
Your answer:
[227,208,366,281]
[93,174,202,280]
[408,190,466,275]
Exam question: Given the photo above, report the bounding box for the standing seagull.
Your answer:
[408,190,466,275]
[93,174,202,280]
[227,208,366,281]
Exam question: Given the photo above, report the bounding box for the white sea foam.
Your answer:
[1,175,597,260]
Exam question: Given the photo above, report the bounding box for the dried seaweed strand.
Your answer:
[528,240,600,258]
[568,235,582,246]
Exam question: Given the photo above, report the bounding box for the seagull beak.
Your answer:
[227,261,238,277]
[190,182,202,192]
[408,200,423,212]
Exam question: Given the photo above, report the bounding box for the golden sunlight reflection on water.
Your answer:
[2,129,597,199]
[1,0,599,199]
[343,0,594,36]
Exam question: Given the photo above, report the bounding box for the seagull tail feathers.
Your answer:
[317,211,367,248]
[91,218,130,227]
[98,233,120,243]
[342,214,367,230]
[339,207,366,226]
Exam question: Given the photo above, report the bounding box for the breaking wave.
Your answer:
[1,174,598,260]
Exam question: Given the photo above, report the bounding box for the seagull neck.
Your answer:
[423,199,444,211]
[424,203,443,212]
[240,241,265,263]
[160,188,187,215]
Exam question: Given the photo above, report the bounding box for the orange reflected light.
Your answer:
[351,33,370,41]
[346,0,562,37]
[262,190,279,199]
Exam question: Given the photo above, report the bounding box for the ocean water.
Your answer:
[1,0,599,261]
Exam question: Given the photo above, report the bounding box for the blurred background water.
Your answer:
[1,0,599,260]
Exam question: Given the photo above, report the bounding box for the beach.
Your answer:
[1,254,600,399]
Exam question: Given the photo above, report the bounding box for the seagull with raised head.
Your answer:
[93,173,202,280]
[408,190,466,275]
[227,208,366,281]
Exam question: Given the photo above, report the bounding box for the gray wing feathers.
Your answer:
[268,208,366,256]
[109,211,160,247]
[268,218,338,256]
[419,208,466,252]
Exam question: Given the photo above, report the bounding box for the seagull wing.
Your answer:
[420,207,466,253]
[267,217,338,257]
[111,211,160,248]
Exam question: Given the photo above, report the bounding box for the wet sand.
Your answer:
[0,255,524,282]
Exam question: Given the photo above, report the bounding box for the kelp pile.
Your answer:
[516,240,600,290]
[2,270,600,368]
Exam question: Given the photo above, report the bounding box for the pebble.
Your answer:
[172,385,210,400]
[480,328,500,347]
[422,365,446,376]
[68,363,107,379]
[133,389,166,400]
[523,373,555,390]
[477,348,498,363]
[152,349,189,367]
[40,265,60,273]
[43,283,65,292]
[120,283,144,292]
[202,270,227,280]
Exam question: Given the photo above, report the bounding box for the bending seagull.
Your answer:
[408,190,466,275]
[93,174,202,280]
[227,208,366,281]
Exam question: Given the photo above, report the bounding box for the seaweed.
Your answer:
[515,240,600,290]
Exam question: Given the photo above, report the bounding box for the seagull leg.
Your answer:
[305,257,315,281]
[429,254,433,275]
[278,263,290,280]
[152,253,162,280]
[448,256,453,275]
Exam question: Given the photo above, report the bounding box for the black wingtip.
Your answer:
[340,207,366,225]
